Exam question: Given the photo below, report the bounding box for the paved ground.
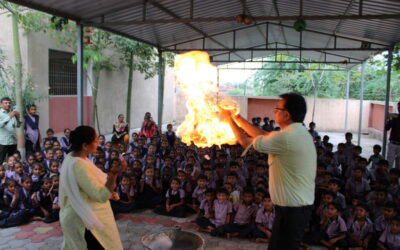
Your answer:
[0,132,382,250]
[0,209,328,250]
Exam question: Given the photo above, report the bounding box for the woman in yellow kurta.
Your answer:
[59,126,125,250]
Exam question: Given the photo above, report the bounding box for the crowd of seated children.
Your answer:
[1,119,400,249]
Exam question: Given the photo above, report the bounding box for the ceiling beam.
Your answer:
[84,13,400,26]
[162,47,387,52]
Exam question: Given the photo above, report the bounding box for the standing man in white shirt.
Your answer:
[221,93,316,250]
[0,97,21,163]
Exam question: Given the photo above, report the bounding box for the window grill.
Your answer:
[49,49,77,95]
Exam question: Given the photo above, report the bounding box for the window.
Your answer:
[49,49,76,95]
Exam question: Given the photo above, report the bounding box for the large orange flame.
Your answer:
[174,51,239,148]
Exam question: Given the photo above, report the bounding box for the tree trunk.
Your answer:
[126,51,134,126]
[12,12,26,160]
[91,63,100,129]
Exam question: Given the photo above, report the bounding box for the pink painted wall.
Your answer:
[49,96,92,133]
[369,103,393,131]
[247,98,279,120]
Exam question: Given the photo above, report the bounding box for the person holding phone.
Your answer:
[0,97,21,164]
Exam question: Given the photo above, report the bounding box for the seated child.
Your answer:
[137,167,163,209]
[347,202,373,249]
[224,182,240,205]
[319,202,348,249]
[211,188,257,238]
[33,177,53,218]
[377,215,400,250]
[253,193,275,243]
[110,174,136,214]
[328,178,346,210]
[188,174,209,212]
[154,178,185,218]
[196,188,216,232]
[196,188,232,234]
[345,167,371,200]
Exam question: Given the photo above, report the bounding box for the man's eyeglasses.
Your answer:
[274,107,287,111]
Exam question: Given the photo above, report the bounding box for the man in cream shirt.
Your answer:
[221,93,316,250]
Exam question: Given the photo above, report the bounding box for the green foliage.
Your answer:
[240,54,400,102]
[0,48,47,112]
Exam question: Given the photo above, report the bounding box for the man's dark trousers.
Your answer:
[268,205,313,250]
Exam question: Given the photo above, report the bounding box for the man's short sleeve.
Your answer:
[252,132,286,155]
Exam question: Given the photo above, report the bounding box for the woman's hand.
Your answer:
[110,159,127,175]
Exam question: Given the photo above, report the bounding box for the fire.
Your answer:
[174,51,239,148]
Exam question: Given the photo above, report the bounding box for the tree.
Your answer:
[112,36,158,126]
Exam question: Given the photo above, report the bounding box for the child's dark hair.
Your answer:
[197,174,208,182]
[263,191,271,199]
[328,178,343,187]
[345,132,353,137]
[185,164,194,170]
[373,144,382,151]
[205,188,215,195]
[227,171,238,178]
[5,178,17,187]
[70,126,96,152]
[242,187,254,196]
[317,161,327,169]
[229,161,239,168]
[215,163,224,169]
[389,168,400,176]
[41,177,52,184]
[21,175,32,183]
[383,201,397,210]
[353,166,364,172]
[216,187,229,196]
[391,215,400,223]
[355,202,370,213]
[170,177,181,185]
[323,190,337,199]
[109,158,121,169]
[378,159,389,167]
[177,169,186,175]
[51,175,59,181]
[328,202,343,212]
[46,128,55,134]
[255,188,268,197]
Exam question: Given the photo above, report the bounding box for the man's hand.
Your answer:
[9,110,19,118]
[218,107,233,121]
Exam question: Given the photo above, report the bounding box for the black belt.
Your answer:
[391,140,400,145]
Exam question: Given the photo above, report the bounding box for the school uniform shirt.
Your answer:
[165,189,185,199]
[251,123,316,207]
[192,186,206,203]
[19,187,33,210]
[116,184,135,202]
[345,177,371,196]
[379,227,400,250]
[199,199,213,217]
[374,215,390,232]
[211,199,233,227]
[3,189,17,209]
[369,154,385,170]
[347,218,373,240]
[333,151,347,168]
[324,215,347,239]
[255,207,275,231]
[233,201,257,225]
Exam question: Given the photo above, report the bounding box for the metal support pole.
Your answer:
[77,23,84,126]
[382,48,393,157]
[357,62,365,146]
[345,70,350,132]
[157,50,165,132]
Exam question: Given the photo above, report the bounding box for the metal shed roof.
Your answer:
[7,0,400,67]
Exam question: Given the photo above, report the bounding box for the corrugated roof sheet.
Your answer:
[7,0,400,66]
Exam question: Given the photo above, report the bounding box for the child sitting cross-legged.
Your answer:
[252,192,275,243]
[110,173,136,214]
[196,188,232,234]
[347,202,373,250]
[377,215,400,250]
[319,202,348,249]
[211,188,257,238]
[154,177,186,218]
[196,188,216,232]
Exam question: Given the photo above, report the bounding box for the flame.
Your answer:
[174,51,239,148]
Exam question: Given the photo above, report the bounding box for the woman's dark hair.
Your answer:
[70,126,97,152]
[279,93,307,123]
